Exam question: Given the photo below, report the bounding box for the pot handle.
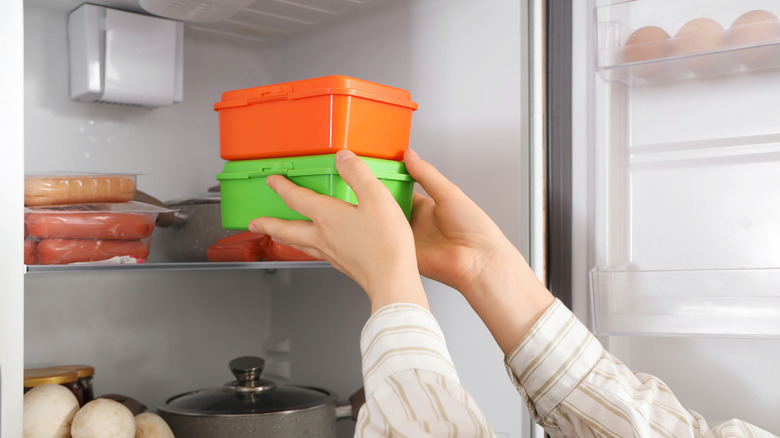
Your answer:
[133,190,188,228]
[336,387,365,421]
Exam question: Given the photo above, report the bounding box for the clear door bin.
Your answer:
[596,0,780,85]
[590,267,780,338]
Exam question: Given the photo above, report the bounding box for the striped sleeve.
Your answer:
[356,303,496,438]
[505,299,778,438]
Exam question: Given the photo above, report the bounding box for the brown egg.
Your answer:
[675,18,726,75]
[729,9,780,68]
[623,25,672,78]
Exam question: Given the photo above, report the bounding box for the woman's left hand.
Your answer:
[248,150,428,313]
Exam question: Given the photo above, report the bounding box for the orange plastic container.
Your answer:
[213,75,418,161]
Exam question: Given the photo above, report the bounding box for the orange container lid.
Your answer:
[214,75,418,111]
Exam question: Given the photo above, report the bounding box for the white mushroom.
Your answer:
[24,384,80,438]
[134,413,174,438]
[71,398,135,438]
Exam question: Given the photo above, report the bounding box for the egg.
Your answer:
[24,384,80,438]
[134,413,174,438]
[623,25,672,78]
[729,9,780,68]
[71,398,135,438]
[675,18,726,75]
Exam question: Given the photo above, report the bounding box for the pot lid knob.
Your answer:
[226,356,276,392]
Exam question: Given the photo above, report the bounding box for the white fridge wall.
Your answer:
[269,1,529,437]
[24,2,277,414]
[23,0,531,436]
[24,2,275,200]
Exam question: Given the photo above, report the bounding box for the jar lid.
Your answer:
[49,365,95,379]
[159,356,335,416]
[24,368,79,387]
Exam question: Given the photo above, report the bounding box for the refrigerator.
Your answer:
[3,1,532,437]
[2,0,779,437]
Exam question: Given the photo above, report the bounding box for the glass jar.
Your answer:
[24,367,85,406]
[50,364,95,404]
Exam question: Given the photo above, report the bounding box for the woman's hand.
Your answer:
[248,150,428,313]
[404,149,554,352]
[404,149,518,295]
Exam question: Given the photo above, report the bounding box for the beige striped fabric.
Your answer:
[356,303,496,437]
[354,300,776,437]
[505,299,778,438]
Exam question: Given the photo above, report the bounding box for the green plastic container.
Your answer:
[216,154,415,230]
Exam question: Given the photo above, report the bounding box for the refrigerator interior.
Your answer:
[17,1,530,437]
[573,0,780,433]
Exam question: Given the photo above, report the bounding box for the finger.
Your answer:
[249,216,317,249]
[334,150,393,206]
[404,149,465,203]
[269,237,325,261]
[265,174,334,220]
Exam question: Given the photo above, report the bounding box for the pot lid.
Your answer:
[165,192,221,206]
[160,356,335,416]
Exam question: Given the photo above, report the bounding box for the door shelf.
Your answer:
[590,266,780,338]
[25,261,331,273]
[596,0,780,86]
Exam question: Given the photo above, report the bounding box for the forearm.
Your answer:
[357,303,496,437]
[458,241,555,354]
[505,300,777,438]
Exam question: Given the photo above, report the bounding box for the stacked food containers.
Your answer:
[214,75,418,230]
[23,174,170,264]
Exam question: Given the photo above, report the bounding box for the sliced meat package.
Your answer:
[206,232,268,262]
[35,238,150,265]
[26,212,155,240]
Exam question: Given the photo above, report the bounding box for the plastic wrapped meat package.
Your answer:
[206,231,320,262]
[25,173,137,206]
[24,202,173,265]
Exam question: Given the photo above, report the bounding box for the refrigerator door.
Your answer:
[572,0,780,432]
[588,0,780,338]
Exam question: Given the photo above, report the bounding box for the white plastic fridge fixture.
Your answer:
[68,4,184,107]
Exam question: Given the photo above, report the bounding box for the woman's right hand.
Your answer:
[404,149,520,295]
[405,149,554,353]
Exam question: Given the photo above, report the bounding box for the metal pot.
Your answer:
[158,356,358,438]
[133,190,241,262]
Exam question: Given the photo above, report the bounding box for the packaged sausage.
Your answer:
[35,238,151,265]
[206,232,268,262]
[262,239,320,262]
[205,231,321,262]
[25,202,173,265]
[25,173,137,206]
[25,202,171,240]
[24,237,37,265]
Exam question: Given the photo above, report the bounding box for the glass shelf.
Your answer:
[590,267,780,338]
[25,261,331,273]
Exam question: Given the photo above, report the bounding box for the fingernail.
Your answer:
[248,223,258,233]
[336,150,357,163]
[406,149,419,160]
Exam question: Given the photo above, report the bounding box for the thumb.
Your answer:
[404,149,465,202]
[334,150,389,204]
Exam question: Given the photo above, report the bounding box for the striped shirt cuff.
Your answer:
[360,303,460,397]
[504,299,603,419]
